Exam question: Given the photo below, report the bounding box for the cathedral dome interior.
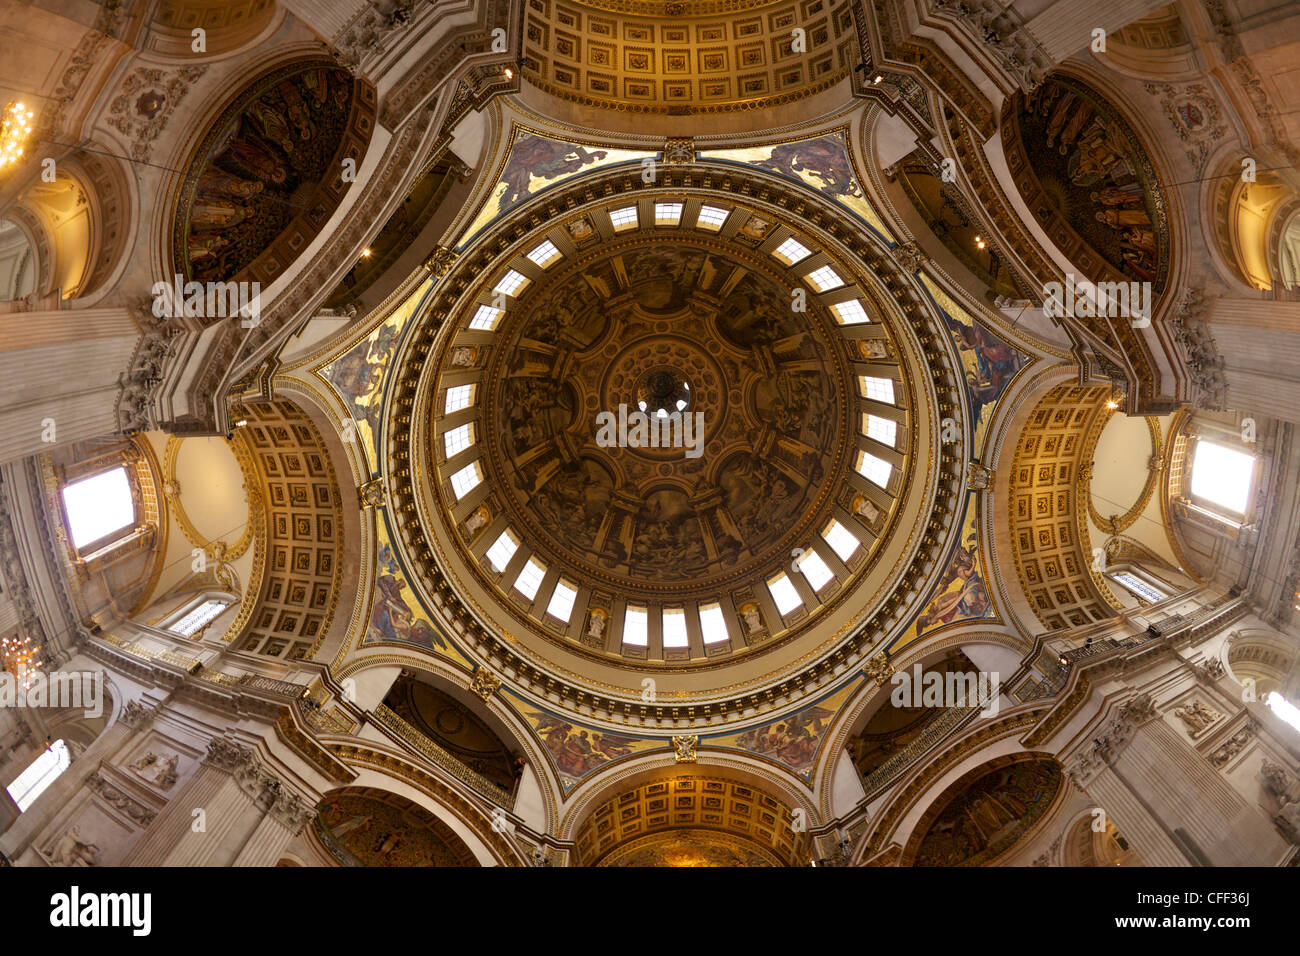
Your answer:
[1,0,1300,891]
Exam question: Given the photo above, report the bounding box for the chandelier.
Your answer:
[0,102,34,169]
[1,633,42,690]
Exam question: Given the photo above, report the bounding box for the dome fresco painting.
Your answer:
[0,0,1297,919]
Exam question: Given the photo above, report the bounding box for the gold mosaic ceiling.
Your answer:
[521,0,858,112]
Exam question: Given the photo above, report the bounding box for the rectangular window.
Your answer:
[796,549,834,591]
[623,606,648,645]
[6,740,69,812]
[513,557,546,600]
[864,414,897,447]
[830,300,870,325]
[62,467,134,548]
[654,202,683,225]
[699,603,729,644]
[493,269,529,296]
[444,423,475,459]
[662,607,689,647]
[767,573,803,615]
[772,237,811,265]
[546,580,578,622]
[485,530,519,572]
[526,240,562,268]
[469,305,503,330]
[856,450,892,488]
[1190,440,1254,514]
[445,384,476,414]
[450,461,483,500]
[1111,571,1166,603]
[609,206,638,231]
[171,599,230,637]
[859,376,895,404]
[696,206,729,230]
[804,265,844,292]
[822,519,860,561]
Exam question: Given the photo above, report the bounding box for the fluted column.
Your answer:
[1204,297,1300,423]
[1022,0,1171,63]
[123,738,314,867]
[1066,693,1290,866]
[0,307,139,465]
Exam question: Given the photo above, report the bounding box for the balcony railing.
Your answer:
[373,704,514,809]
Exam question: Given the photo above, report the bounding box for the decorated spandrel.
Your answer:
[317,278,432,472]
[459,130,656,245]
[700,131,896,242]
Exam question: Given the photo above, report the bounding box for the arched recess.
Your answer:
[10,166,102,301]
[1225,629,1299,700]
[166,58,378,307]
[1098,4,1198,80]
[898,753,1066,866]
[1210,166,1294,292]
[324,745,527,865]
[146,0,283,58]
[1060,810,1144,866]
[306,786,481,866]
[0,207,51,300]
[1006,382,1125,631]
[0,218,37,301]
[217,397,353,663]
[62,149,135,303]
[565,763,814,867]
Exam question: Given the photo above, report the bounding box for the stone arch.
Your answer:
[146,0,283,59]
[562,757,816,866]
[1059,808,1144,866]
[1226,628,1298,700]
[308,784,483,866]
[897,752,1067,866]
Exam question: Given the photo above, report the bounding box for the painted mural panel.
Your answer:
[599,831,780,867]
[360,517,466,664]
[1018,77,1168,289]
[921,274,1029,454]
[911,759,1063,866]
[317,278,431,471]
[508,694,659,791]
[707,680,859,779]
[701,132,895,241]
[460,131,654,244]
[889,498,995,655]
[315,792,477,866]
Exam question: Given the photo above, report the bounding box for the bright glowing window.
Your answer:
[526,240,562,268]
[1190,441,1254,514]
[449,461,483,500]
[469,305,503,330]
[444,423,475,458]
[609,206,638,231]
[514,557,546,600]
[696,206,729,230]
[1267,692,1300,735]
[797,549,834,591]
[654,202,683,225]
[494,269,529,296]
[171,599,229,637]
[859,376,895,404]
[804,265,844,292]
[546,579,578,622]
[7,739,69,812]
[822,519,860,561]
[662,607,688,647]
[864,414,897,447]
[445,384,476,413]
[623,606,648,646]
[772,237,811,265]
[1111,571,1165,603]
[62,467,134,548]
[856,450,892,488]
[767,573,803,615]
[699,603,729,644]
[486,530,519,572]
[830,300,870,325]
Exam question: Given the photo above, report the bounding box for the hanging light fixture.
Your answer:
[0,102,35,169]
[1,633,43,690]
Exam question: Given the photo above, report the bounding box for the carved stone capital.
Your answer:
[1066,693,1158,788]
